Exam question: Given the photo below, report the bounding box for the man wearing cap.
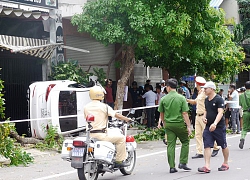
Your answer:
[158,78,192,173]
[187,77,220,159]
[180,81,191,99]
[198,81,229,173]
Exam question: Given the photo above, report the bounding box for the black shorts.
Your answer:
[225,109,231,119]
[203,126,227,149]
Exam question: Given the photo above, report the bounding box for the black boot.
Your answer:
[192,154,203,159]
[211,149,219,157]
[170,167,178,173]
[178,163,191,170]
[239,138,245,149]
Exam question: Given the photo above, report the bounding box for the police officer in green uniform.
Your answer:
[239,81,250,149]
[158,78,192,173]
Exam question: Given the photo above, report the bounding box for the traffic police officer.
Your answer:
[84,86,132,167]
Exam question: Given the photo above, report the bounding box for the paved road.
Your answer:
[0,133,249,180]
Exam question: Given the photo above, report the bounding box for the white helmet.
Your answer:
[195,76,206,86]
[89,86,104,100]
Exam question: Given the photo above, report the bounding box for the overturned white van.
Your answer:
[28,80,92,139]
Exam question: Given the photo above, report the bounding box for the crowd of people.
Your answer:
[126,79,193,129]
[99,77,250,174]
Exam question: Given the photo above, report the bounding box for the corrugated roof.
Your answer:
[0,35,60,59]
[209,0,224,8]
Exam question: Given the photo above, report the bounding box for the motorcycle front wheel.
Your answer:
[77,161,99,180]
[120,150,136,175]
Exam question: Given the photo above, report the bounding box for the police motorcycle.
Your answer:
[61,109,137,180]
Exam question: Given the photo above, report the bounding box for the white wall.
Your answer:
[58,0,87,18]
[134,60,163,88]
[220,0,240,24]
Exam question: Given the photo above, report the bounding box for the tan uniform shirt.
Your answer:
[84,100,116,130]
[195,89,206,114]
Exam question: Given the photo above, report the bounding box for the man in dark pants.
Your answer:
[187,77,220,159]
[239,81,250,149]
[142,84,157,128]
[158,78,191,173]
[129,81,143,119]
[198,81,229,173]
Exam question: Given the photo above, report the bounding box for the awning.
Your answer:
[209,0,224,9]
[0,35,90,59]
[0,35,61,59]
[0,5,51,20]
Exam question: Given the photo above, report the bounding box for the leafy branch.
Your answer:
[49,60,107,86]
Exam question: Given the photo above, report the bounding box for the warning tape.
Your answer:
[0,100,237,125]
[0,105,159,124]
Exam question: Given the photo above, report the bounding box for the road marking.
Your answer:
[32,170,76,180]
[32,134,242,180]
[137,143,196,159]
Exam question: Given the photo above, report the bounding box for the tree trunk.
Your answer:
[107,45,124,78]
[114,45,135,110]
[10,131,43,145]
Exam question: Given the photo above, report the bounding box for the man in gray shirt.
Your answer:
[228,84,240,134]
[142,84,157,128]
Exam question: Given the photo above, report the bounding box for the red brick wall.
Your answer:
[162,68,169,80]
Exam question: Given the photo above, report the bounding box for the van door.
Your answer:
[76,91,91,128]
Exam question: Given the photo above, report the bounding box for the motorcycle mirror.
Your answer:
[86,114,95,122]
[129,108,135,115]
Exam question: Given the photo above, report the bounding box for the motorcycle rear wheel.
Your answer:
[120,150,136,175]
[77,162,99,180]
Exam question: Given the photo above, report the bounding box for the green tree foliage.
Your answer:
[71,0,156,109]
[71,0,245,105]
[236,0,250,57]
[50,60,106,86]
[72,0,154,46]
[237,0,250,37]
[136,1,245,82]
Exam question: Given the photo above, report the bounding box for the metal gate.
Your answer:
[0,49,42,136]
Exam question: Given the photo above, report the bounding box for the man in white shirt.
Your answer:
[142,84,157,128]
[228,84,240,134]
[160,80,166,92]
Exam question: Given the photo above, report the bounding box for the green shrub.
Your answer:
[134,128,165,142]
[50,60,106,86]
[0,122,34,166]
[35,124,63,152]
[134,127,195,143]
